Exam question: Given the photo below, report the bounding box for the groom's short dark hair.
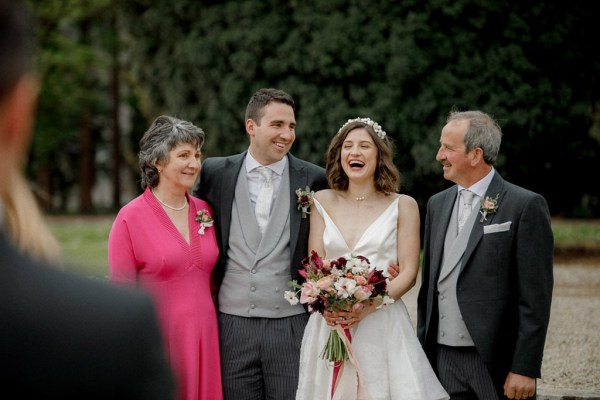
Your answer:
[245,88,295,125]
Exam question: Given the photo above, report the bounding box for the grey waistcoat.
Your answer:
[219,161,305,318]
[437,199,479,346]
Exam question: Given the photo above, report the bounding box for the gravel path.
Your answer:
[403,261,600,398]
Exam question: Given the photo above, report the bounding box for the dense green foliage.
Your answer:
[28,0,115,211]
[28,0,600,216]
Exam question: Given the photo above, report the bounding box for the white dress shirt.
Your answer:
[245,152,287,211]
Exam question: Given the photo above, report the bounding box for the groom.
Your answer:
[417,110,553,399]
[193,88,327,399]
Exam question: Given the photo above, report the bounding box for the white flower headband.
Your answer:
[338,117,387,140]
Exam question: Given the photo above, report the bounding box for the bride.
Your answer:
[295,118,448,400]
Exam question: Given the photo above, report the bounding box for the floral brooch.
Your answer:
[479,194,499,222]
[296,186,315,218]
[195,209,214,234]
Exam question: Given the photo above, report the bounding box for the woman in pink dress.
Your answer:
[108,115,222,400]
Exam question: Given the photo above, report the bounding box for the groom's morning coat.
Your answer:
[417,172,553,384]
[193,152,327,289]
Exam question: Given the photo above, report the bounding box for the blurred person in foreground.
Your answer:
[416,110,553,399]
[0,1,174,398]
[108,115,222,400]
[193,88,327,399]
[3,168,62,263]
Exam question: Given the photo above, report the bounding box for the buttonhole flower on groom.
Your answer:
[296,186,315,218]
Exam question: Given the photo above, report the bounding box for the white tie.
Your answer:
[255,166,273,234]
[458,190,474,232]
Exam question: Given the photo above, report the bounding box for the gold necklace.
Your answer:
[352,191,374,202]
[151,189,187,211]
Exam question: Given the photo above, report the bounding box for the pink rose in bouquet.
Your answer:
[285,251,394,362]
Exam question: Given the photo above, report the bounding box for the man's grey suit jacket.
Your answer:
[418,172,554,385]
[193,151,327,287]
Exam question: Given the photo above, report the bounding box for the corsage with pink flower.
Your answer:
[195,209,214,234]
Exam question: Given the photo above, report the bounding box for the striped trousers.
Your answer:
[218,313,308,400]
[436,344,500,400]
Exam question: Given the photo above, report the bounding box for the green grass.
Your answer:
[551,219,600,250]
[47,216,600,279]
[48,215,115,279]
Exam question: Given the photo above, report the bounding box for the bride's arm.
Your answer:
[386,195,420,300]
[307,192,326,257]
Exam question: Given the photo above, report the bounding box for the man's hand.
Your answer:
[503,372,536,399]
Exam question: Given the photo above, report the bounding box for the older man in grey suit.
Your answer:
[193,88,327,400]
[417,110,553,400]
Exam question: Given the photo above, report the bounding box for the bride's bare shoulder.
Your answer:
[397,193,419,215]
[314,189,340,204]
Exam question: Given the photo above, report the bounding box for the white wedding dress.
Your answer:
[296,196,449,400]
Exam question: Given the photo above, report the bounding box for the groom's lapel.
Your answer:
[219,153,245,248]
[288,155,307,259]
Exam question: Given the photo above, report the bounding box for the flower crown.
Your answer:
[338,117,387,139]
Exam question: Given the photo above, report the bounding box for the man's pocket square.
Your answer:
[484,221,512,234]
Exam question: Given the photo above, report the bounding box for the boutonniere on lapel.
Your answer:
[195,209,214,234]
[296,186,315,218]
[479,194,499,222]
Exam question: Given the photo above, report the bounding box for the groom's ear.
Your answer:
[246,118,256,137]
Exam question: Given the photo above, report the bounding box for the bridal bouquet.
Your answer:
[285,251,394,362]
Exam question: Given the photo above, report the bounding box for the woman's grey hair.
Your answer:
[138,115,205,189]
[447,110,502,165]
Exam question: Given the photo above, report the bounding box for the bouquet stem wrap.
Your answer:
[328,326,372,400]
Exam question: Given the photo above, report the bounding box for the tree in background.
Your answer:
[28,0,600,217]
[28,0,117,212]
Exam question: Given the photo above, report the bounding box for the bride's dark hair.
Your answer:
[325,120,400,194]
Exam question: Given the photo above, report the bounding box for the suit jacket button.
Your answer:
[250,304,256,309]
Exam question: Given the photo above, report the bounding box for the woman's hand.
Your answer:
[324,302,378,328]
[387,262,401,280]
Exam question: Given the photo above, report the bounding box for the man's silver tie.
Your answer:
[458,189,474,232]
[255,166,273,234]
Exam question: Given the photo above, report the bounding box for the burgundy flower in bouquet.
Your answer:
[285,251,394,362]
